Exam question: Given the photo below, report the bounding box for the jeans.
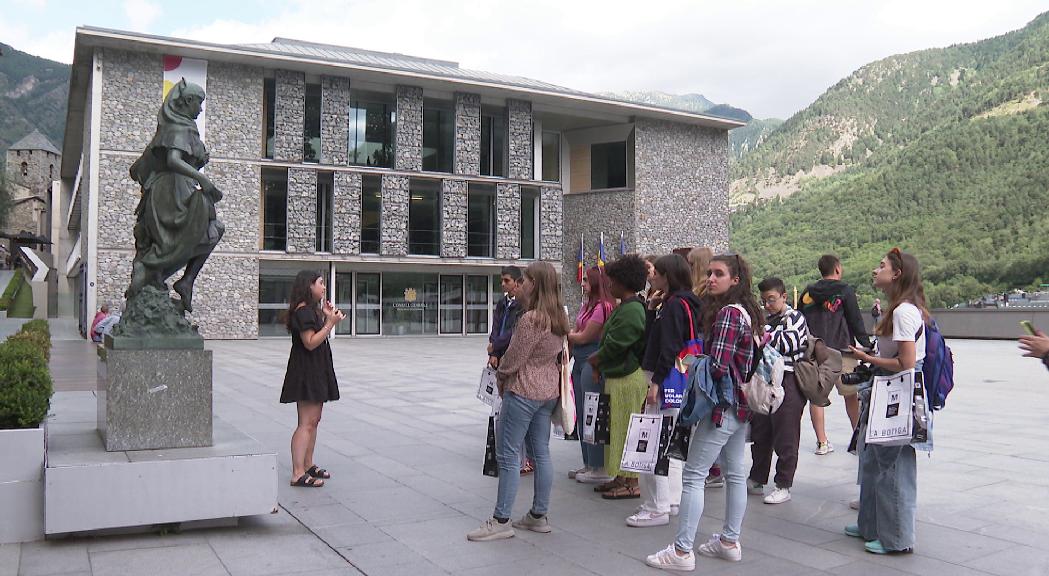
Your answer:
[749,372,806,488]
[856,391,918,550]
[494,392,557,519]
[572,342,604,469]
[640,403,682,514]
[675,411,748,550]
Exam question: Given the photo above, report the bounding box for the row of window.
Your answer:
[261,168,541,258]
[261,79,562,181]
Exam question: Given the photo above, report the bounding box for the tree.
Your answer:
[0,172,12,230]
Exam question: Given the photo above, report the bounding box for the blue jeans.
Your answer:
[495,392,557,519]
[675,412,749,550]
[572,342,604,469]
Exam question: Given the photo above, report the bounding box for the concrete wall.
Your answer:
[926,309,1049,340]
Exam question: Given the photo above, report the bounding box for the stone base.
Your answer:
[98,346,213,451]
[0,426,45,544]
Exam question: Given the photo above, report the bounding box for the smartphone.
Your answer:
[1021,320,1038,336]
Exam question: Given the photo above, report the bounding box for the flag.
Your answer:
[597,233,607,271]
[577,233,585,284]
[619,231,626,257]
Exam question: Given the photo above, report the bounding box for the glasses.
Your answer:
[760,295,781,306]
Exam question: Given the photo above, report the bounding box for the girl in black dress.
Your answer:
[281,270,343,487]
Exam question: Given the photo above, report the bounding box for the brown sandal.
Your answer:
[594,476,625,493]
[601,481,641,500]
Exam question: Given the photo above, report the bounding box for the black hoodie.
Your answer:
[799,279,872,351]
[642,290,703,386]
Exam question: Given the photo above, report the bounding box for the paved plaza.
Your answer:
[1,335,1047,576]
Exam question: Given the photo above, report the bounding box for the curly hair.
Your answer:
[604,254,648,293]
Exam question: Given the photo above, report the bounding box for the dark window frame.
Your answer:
[360,175,382,254]
[261,167,288,251]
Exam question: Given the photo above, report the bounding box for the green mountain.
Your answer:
[0,43,69,153]
[602,90,716,113]
[730,11,1049,308]
[730,117,783,159]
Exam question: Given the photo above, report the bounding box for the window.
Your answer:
[542,131,560,181]
[591,141,627,189]
[439,275,464,334]
[258,273,294,337]
[263,78,275,158]
[361,175,382,254]
[49,164,54,180]
[348,95,395,167]
[423,103,454,172]
[355,273,380,335]
[466,276,490,334]
[316,172,334,252]
[408,179,440,255]
[480,113,507,177]
[382,272,438,335]
[304,83,322,162]
[467,183,495,257]
[261,168,288,250]
[520,186,540,259]
[21,162,28,177]
[334,272,353,334]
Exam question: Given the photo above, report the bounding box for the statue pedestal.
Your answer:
[97,343,213,452]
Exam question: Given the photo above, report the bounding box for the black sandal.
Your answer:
[306,465,331,479]
[291,474,324,488]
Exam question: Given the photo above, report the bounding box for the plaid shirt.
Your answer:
[709,305,754,426]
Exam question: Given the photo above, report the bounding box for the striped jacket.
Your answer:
[765,306,809,372]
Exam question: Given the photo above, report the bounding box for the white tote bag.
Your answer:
[476,366,499,407]
[619,413,663,474]
[865,370,915,446]
[552,338,576,436]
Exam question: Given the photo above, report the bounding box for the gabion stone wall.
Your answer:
[454,93,481,176]
[496,183,521,260]
[321,75,350,165]
[395,86,423,171]
[274,70,305,163]
[333,171,362,255]
[508,99,533,180]
[441,179,467,257]
[381,175,409,256]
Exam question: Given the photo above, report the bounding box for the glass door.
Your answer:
[467,275,491,334]
[355,273,381,335]
[439,275,464,334]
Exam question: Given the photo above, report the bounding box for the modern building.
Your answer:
[56,27,741,339]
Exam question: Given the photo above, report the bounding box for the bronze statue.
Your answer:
[125,79,224,314]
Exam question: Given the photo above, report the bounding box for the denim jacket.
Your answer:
[677,355,736,427]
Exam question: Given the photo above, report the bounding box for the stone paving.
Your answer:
[2,336,1048,575]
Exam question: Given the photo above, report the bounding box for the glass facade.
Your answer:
[262,168,288,251]
[356,273,381,335]
[466,275,490,334]
[316,172,334,252]
[520,186,539,259]
[382,272,439,335]
[422,104,454,172]
[361,175,382,254]
[335,272,353,334]
[591,141,627,189]
[348,96,395,167]
[258,273,295,337]
[439,275,464,334]
[542,131,560,181]
[304,83,322,162]
[467,183,495,257]
[408,179,440,256]
[263,78,275,159]
[480,113,507,177]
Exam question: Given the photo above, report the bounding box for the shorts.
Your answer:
[835,355,861,397]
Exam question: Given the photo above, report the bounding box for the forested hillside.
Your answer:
[731,11,1049,308]
[0,43,68,152]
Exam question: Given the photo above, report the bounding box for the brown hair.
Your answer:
[582,266,615,315]
[285,269,323,331]
[655,254,693,294]
[688,246,713,297]
[699,254,764,339]
[875,248,930,337]
[523,261,570,337]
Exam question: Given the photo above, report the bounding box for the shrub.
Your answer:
[20,319,50,339]
[0,269,23,311]
[0,337,53,429]
[8,331,50,361]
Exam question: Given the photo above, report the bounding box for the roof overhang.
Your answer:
[60,26,743,160]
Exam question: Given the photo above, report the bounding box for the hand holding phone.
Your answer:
[1020,320,1038,336]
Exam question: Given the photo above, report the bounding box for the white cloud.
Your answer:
[123,0,162,32]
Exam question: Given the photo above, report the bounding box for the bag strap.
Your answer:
[680,299,696,342]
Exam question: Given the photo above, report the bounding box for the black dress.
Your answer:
[280,306,340,403]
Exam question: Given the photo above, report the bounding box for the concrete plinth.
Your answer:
[98,346,213,451]
[0,426,45,543]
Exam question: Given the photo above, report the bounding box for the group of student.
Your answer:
[468,248,934,571]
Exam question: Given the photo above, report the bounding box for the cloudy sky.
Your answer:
[2,0,1046,118]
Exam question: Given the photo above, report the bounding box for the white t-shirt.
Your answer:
[876,302,926,362]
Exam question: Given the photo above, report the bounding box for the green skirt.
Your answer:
[604,367,649,479]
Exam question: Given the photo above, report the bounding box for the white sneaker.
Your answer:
[645,544,695,571]
[670,504,680,516]
[696,533,742,562]
[512,512,552,533]
[568,466,589,479]
[763,487,791,504]
[705,474,725,488]
[747,478,764,495]
[466,517,515,542]
[576,469,614,484]
[815,441,834,455]
[626,509,670,527]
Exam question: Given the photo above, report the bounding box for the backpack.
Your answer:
[793,336,842,407]
[727,304,785,415]
[920,320,954,410]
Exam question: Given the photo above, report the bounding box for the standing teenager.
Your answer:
[846,248,928,554]
[468,262,569,541]
[646,255,762,571]
[568,266,615,484]
[281,270,343,488]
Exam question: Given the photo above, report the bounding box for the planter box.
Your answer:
[0,425,45,543]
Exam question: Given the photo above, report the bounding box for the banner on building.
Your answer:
[163,55,208,140]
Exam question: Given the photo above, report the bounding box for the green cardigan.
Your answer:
[592,298,647,378]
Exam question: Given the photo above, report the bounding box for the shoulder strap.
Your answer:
[679,299,695,341]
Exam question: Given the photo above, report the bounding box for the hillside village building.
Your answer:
[56,27,740,339]
[4,130,59,249]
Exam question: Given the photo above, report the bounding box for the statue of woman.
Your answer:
[126,79,224,313]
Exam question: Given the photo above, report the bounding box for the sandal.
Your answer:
[594,476,625,493]
[602,482,641,500]
[520,459,535,475]
[306,465,331,479]
[290,474,324,488]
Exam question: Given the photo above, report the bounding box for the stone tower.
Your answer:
[5,129,61,195]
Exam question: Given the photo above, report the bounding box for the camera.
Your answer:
[840,362,873,387]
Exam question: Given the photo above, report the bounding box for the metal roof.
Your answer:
[9,129,61,156]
